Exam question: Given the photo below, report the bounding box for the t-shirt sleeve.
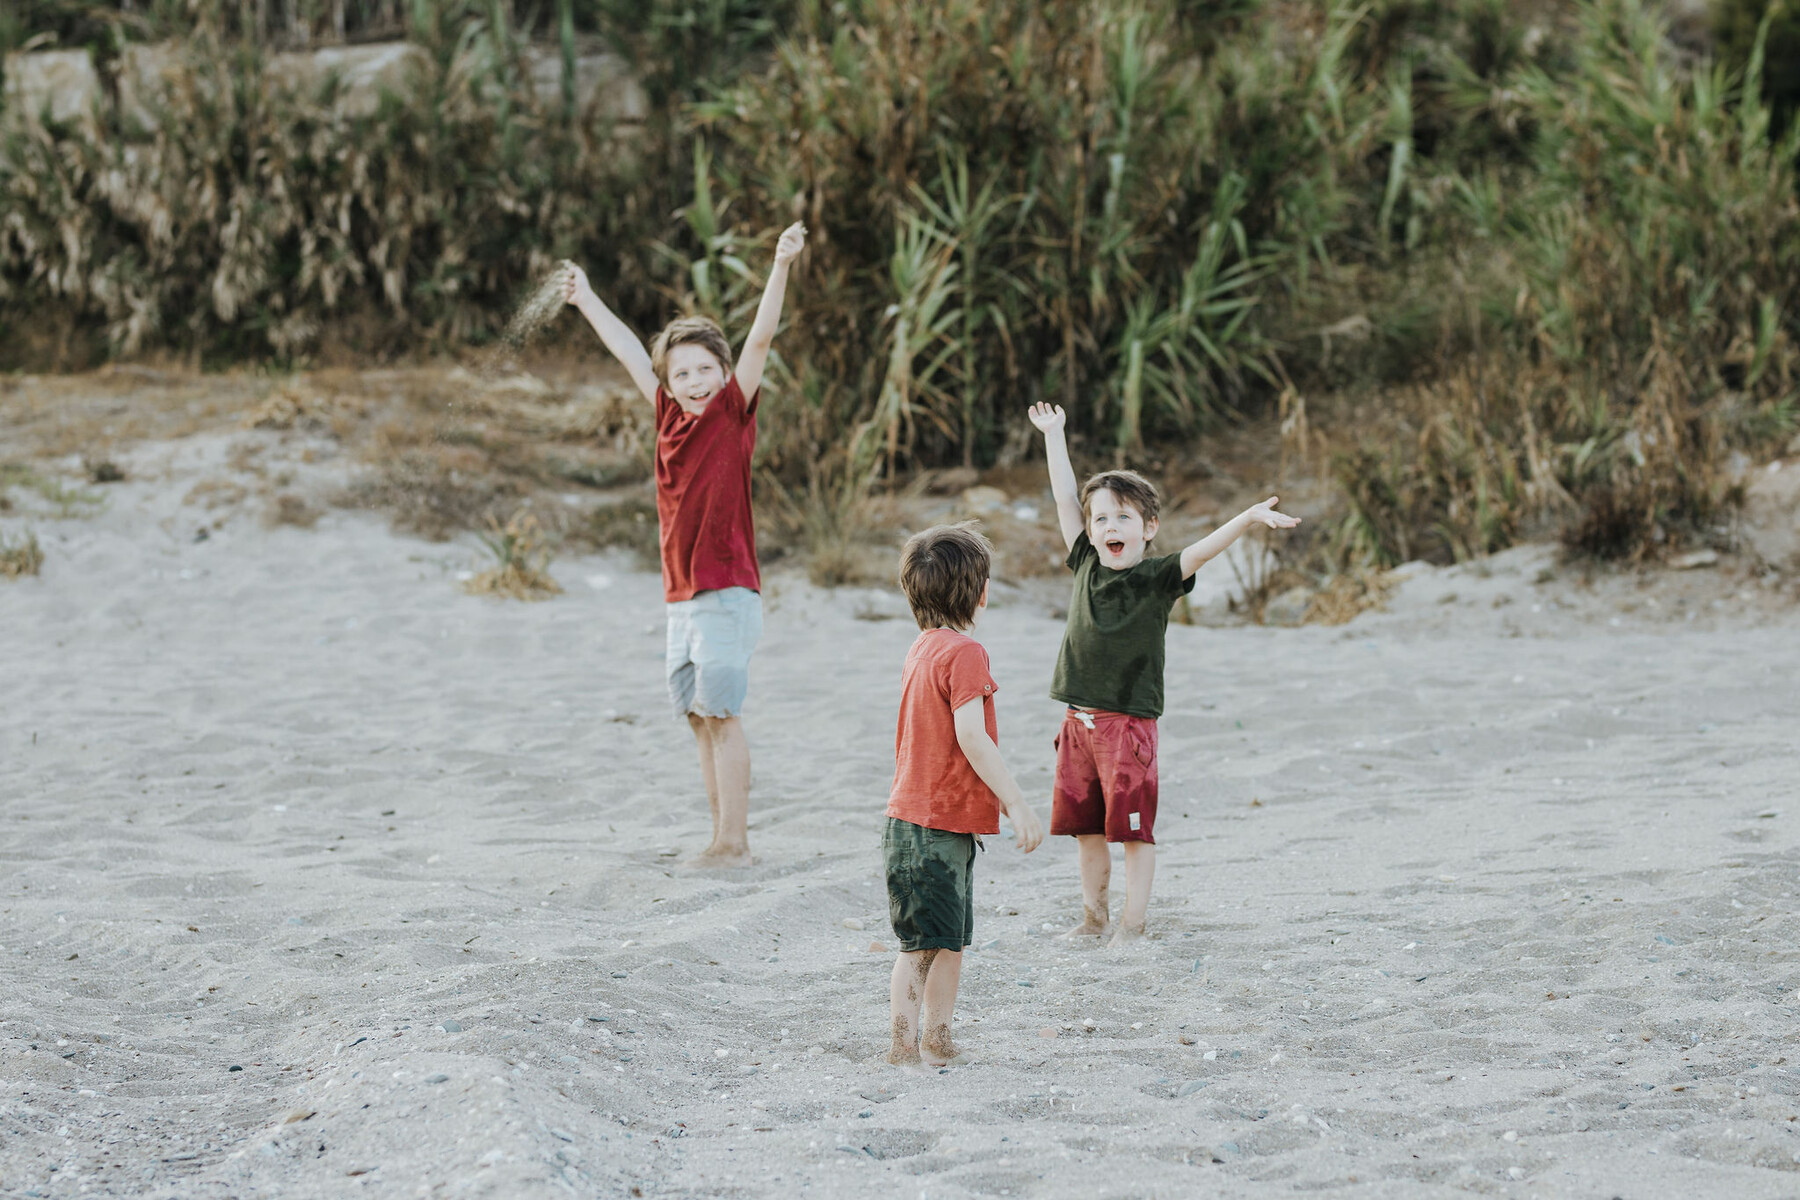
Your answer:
[1065,531,1097,572]
[1149,551,1196,597]
[721,375,758,422]
[941,640,998,711]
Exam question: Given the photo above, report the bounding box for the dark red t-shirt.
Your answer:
[654,376,761,603]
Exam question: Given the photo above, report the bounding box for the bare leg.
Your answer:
[1066,834,1110,936]
[684,715,752,868]
[888,949,937,1065]
[919,950,964,1065]
[686,713,721,844]
[1109,842,1156,947]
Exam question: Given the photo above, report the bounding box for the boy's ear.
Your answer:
[978,579,991,609]
[1143,516,1159,543]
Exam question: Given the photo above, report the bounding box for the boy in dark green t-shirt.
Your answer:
[1028,401,1301,947]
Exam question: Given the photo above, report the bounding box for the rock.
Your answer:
[1038,1028,1059,1039]
[549,1128,573,1142]
[807,1045,826,1057]
[425,1074,449,1084]
[1263,586,1313,627]
[1743,461,1800,570]
[927,467,981,495]
[4,49,101,127]
[857,1109,873,1118]
[738,1065,757,1076]
[228,1064,243,1072]
[866,940,888,953]
[1177,1080,1209,1097]
[1178,1035,1196,1046]
[841,918,864,931]
[960,486,1010,514]
[441,1021,462,1033]
[1669,548,1718,570]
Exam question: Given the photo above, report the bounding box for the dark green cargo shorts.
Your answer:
[883,817,976,952]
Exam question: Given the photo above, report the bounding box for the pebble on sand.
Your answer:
[1038,1028,1059,1039]
[441,1021,462,1033]
[228,1065,243,1072]
[425,1074,449,1084]
[841,918,864,931]
[867,940,888,953]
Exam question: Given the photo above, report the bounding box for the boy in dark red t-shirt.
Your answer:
[563,222,806,868]
[885,523,1043,1066]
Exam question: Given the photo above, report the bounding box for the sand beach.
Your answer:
[4,390,1800,1199]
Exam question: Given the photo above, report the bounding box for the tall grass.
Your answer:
[5,0,1799,564]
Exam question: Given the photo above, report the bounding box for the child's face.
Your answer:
[665,343,727,407]
[1087,488,1157,570]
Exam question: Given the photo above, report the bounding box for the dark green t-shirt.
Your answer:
[1049,532,1196,719]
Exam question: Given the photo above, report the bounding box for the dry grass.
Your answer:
[0,530,44,579]
[264,492,322,529]
[464,513,563,601]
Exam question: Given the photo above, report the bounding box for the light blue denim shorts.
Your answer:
[665,587,763,719]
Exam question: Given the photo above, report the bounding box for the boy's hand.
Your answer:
[562,263,595,308]
[1008,800,1044,854]
[774,222,807,265]
[1027,402,1066,435]
[1244,496,1301,531]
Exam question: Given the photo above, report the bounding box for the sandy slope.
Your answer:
[3,432,1800,1200]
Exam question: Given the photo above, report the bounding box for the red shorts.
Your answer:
[1050,708,1158,844]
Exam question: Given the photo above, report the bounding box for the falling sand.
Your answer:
[500,260,578,350]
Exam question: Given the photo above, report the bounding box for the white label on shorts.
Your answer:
[1129,812,1141,831]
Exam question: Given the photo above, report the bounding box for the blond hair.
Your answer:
[648,316,732,387]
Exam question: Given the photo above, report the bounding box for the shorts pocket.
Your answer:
[1128,727,1155,768]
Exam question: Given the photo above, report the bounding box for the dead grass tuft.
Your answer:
[0,530,44,579]
[464,513,563,601]
[264,493,322,529]
[1305,570,1396,625]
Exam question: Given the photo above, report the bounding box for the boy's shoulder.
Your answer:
[906,626,986,666]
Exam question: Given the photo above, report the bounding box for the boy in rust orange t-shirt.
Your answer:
[884,523,1044,1066]
[564,222,807,868]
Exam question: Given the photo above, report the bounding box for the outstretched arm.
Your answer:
[733,222,807,401]
[1180,496,1301,579]
[565,265,658,403]
[952,698,1044,853]
[1027,403,1082,551]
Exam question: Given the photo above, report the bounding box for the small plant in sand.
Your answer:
[465,513,563,601]
[0,529,44,579]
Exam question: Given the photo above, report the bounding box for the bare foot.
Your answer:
[1065,904,1108,938]
[886,1044,922,1066]
[679,844,755,870]
[921,1023,963,1066]
[1107,922,1145,948]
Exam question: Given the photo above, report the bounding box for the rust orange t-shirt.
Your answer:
[654,376,761,603]
[886,628,1000,835]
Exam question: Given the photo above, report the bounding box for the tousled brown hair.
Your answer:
[1080,469,1161,532]
[898,522,992,631]
[649,316,732,387]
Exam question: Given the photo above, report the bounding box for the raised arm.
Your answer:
[1027,403,1082,551]
[1179,496,1301,579]
[733,222,807,401]
[951,698,1043,853]
[564,265,659,403]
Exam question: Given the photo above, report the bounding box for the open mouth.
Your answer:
[1105,539,1126,555]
